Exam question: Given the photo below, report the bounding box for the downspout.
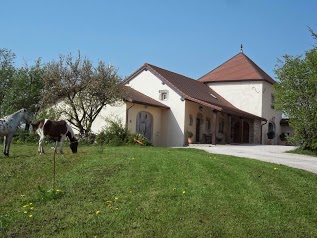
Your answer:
[260,120,267,144]
[126,103,135,129]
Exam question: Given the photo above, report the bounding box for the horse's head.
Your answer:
[20,108,32,124]
[70,138,78,153]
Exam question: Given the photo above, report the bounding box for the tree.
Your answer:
[2,59,44,116]
[41,52,123,136]
[0,48,16,116]
[274,29,317,151]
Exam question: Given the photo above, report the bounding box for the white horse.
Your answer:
[0,108,32,156]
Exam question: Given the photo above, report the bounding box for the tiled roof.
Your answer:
[199,52,276,85]
[123,86,169,109]
[123,63,266,121]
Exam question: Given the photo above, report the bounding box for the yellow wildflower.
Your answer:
[96,210,101,215]
[24,211,28,214]
[29,215,33,218]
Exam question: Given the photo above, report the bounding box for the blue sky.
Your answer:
[1,0,317,80]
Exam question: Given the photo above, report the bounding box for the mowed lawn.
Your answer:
[1,144,317,238]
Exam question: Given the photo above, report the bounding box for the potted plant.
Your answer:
[267,131,275,144]
[279,132,287,145]
[279,132,287,141]
[186,130,193,144]
[267,131,275,140]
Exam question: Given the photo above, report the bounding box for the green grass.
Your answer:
[287,147,317,157]
[1,144,317,237]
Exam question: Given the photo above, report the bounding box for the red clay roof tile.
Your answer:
[199,52,276,85]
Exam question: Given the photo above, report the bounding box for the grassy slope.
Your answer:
[1,144,317,238]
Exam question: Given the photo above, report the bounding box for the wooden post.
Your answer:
[212,110,217,145]
[53,141,57,191]
[241,118,244,144]
[224,114,228,144]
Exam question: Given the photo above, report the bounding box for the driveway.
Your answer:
[189,144,317,174]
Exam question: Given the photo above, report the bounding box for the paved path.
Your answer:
[188,144,317,174]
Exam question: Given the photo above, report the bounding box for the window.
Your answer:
[159,90,169,101]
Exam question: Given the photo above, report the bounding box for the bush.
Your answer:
[78,133,96,145]
[279,133,287,141]
[13,128,39,144]
[128,133,152,146]
[95,118,152,146]
[95,131,107,145]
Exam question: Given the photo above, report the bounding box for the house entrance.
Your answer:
[233,121,250,143]
[136,111,153,141]
[233,122,240,143]
[243,121,249,143]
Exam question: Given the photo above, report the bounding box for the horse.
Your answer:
[0,108,32,156]
[31,119,78,154]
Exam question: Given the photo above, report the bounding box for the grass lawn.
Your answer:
[1,144,317,237]
[288,147,317,157]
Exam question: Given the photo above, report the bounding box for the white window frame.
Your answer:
[159,90,169,101]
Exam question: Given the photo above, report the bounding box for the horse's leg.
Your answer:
[4,134,13,157]
[59,135,66,154]
[38,137,45,154]
[3,136,8,156]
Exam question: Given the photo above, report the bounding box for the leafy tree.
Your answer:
[2,59,44,116]
[41,52,123,136]
[274,29,317,151]
[0,48,16,116]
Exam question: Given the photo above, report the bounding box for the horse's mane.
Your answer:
[66,122,77,141]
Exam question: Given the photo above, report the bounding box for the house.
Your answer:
[92,51,283,147]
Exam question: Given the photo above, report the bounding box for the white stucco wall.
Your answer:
[126,70,186,146]
[207,81,283,145]
[261,82,282,144]
[91,101,127,133]
[207,81,263,117]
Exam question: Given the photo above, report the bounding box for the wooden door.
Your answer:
[136,111,153,141]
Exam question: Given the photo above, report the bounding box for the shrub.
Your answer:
[78,133,96,145]
[95,118,152,146]
[101,118,130,146]
[128,133,152,146]
[279,133,287,141]
[13,128,39,143]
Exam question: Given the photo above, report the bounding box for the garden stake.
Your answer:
[53,141,57,191]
